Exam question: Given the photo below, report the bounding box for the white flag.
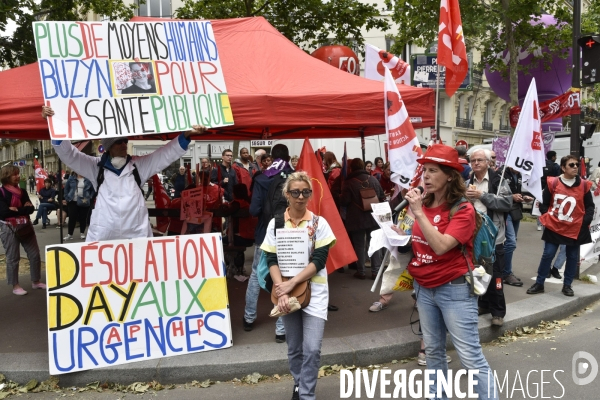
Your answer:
[505,78,545,201]
[365,44,411,84]
[384,67,423,189]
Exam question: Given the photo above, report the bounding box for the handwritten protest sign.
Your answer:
[33,21,234,140]
[45,233,231,374]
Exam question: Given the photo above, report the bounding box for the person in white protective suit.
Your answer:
[41,106,206,242]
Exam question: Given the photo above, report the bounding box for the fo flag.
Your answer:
[384,67,423,190]
[505,78,545,201]
[364,44,411,85]
[296,138,357,273]
[438,0,468,97]
[34,158,48,193]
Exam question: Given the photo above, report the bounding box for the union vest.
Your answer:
[539,177,592,239]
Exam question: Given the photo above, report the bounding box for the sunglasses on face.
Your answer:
[287,189,313,198]
[114,139,129,145]
[567,163,579,168]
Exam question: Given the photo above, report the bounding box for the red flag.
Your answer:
[581,157,587,179]
[438,0,468,97]
[152,174,171,233]
[33,159,48,193]
[297,138,357,273]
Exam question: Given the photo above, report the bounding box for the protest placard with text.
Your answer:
[45,233,231,374]
[33,21,234,140]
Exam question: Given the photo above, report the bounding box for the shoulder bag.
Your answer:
[353,178,379,211]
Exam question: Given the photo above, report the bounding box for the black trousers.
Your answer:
[478,243,507,318]
[67,201,89,235]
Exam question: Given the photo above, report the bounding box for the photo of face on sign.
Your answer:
[113,61,158,96]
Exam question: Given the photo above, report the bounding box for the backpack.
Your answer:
[450,198,498,266]
[257,214,286,292]
[450,198,498,295]
[262,171,290,228]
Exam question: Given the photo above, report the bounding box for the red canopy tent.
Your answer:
[0,17,434,140]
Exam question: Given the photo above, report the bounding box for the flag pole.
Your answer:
[435,63,441,143]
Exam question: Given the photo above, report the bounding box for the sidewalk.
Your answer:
[1,218,600,386]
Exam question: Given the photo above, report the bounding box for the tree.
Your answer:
[175,0,390,51]
[384,0,572,107]
[1,0,140,68]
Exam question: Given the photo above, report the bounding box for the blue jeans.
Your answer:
[282,310,325,400]
[35,202,57,225]
[553,245,566,270]
[244,246,285,335]
[502,214,520,277]
[415,280,498,400]
[536,242,578,286]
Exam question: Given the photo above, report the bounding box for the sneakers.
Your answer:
[275,334,286,343]
[80,233,86,239]
[417,351,452,366]
[369,302,388,312]
[32,282,47,290]
[503,273,523,287]
[242,317,253,332]
[526,283,545,294]
[12,287,27,296]
[291,384,299,400]
[491,316,504,326]
[64,234,73,241]
[537,226,542,231]
[562,284,574,297]
[548,267,562,279]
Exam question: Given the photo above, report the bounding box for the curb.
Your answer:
[2,282,599,386]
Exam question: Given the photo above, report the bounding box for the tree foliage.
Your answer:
[384,0,572,106]
[1,0,139,68]
[175,0,390,51]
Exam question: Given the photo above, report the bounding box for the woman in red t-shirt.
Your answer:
[399,144,497,399]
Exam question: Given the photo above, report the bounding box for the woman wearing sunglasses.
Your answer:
[527,155,594,297]
[261,171,336,400]
[42,106,206,242]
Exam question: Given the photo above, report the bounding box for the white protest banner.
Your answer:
[33,21,234,140]
[276,229,309,277]
[581,187,600,260]
[364,44,410,84]
[504,78,545,201]
[45,233,231,374]
[384,67,423,189]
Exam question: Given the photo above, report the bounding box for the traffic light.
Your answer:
[33,147,39,159]
[581,122,597,140]
[578,35,600,85]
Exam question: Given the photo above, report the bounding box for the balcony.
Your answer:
[499,123,511,132]
[456,118,474,129]
[482,121,494,131]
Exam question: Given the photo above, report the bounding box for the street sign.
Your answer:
[455,140,469,149]
[251,140,273,147]
[411,53,473,91]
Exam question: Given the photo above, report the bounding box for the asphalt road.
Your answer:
[7,300,600,400]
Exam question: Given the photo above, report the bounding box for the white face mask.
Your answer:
[111,156,127,169]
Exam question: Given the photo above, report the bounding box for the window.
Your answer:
[385,36,394,52]
[138,0,171,18]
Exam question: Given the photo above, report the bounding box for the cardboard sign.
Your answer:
[45,233,231,374]
[33,21,234,140]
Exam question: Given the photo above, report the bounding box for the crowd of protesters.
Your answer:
[5,108,591,399]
